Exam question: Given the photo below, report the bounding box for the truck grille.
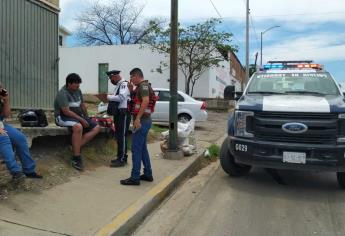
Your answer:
[253,112,338,144]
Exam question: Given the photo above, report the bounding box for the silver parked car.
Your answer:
[152,88,208,123]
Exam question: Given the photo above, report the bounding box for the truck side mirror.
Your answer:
[224,85,235,100]
[235,91,243,101]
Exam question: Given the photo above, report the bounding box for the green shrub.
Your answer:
[208,144,220,157]
[151,124,168,133]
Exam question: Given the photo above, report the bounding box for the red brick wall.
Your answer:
[229,51,245,85]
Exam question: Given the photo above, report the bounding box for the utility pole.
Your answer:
[260,32,263,68]
[245,0,250,86]
[254,52,258,71]
[167,0,182,159]
[260,25,280,67]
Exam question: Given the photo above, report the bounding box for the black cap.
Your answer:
[106,70,121,76]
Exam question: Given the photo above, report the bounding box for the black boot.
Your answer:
[25,172,43,179]
[12,172,25,183]
[120,177,140,185]
[71,156,84,171]
[140,174,154,182]
[110,155,127,168]
[110,159,126,167]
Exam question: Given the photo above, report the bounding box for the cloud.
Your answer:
[141,0,345,24]
[263,33,345,62]
[59,0,90,30]
[60,0,74,9]
[60,0,345,31]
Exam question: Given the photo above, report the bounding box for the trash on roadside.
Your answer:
[203,149,210,158]
[98,102,108,114]
[160,119,196,156]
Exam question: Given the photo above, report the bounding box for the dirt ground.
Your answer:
[0,127,163,201]
[0,109,228,201]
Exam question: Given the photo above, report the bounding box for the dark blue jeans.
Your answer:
[131,119,152,180]
[0,124,36,175]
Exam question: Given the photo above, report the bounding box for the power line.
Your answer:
[209,0,222,18]
[241,0,247,8]
[249,14,260,49]
[206,0,244,51]
[221,25,244,52]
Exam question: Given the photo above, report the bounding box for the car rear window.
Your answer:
[156,91,185,102]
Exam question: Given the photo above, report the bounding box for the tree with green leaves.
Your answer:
[143,18,238,96]
[75,0,164,45]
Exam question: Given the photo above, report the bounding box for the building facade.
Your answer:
[59,44,242,98]
[59,26,71,47]
[229,50,245,92]
[0,0,59,109]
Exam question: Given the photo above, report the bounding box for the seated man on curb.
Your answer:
[54,73,100,171]
[0,83,42,181]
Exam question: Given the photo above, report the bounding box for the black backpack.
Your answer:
[18,109,48,127]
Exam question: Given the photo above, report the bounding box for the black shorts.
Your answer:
[55,115,97,133]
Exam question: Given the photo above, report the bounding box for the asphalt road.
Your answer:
[134,113,345,236]
[135,166,345,236]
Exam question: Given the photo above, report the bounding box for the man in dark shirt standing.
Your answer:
[54,73,100,171]
[121,68,154,185]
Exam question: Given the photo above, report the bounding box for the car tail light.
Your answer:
[201,101,206,110]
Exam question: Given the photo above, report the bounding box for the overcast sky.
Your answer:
[59,0,345,82]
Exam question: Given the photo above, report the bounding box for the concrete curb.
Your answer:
[95,152,206,236]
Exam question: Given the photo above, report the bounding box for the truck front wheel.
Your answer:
[220,137,251,176]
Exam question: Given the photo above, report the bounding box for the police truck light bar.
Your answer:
[263,60,323,71]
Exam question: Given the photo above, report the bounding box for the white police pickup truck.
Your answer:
[221,61,345,188]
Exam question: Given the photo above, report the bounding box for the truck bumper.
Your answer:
[227,136,345,172]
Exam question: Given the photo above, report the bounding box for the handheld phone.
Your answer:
[0,89,7,97]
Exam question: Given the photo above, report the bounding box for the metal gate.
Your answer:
[0,0,59,109]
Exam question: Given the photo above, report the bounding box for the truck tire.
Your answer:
[337,172,345,189]
[220,137,251,176]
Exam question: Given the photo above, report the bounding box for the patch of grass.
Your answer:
[146,124,168,142]
[151,124,168,133]
[208,144,220,157]
[204,144,220,162]
[88,110,98,117]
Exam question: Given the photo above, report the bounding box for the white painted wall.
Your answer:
[59,44,235,98]
[58,28,70,47]
[208,60,232,98]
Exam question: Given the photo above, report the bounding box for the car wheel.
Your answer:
[178,114,192,123]
[337,172,345,189]
[220,137,251,176]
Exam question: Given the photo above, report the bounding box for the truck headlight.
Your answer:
[234,111,254,138]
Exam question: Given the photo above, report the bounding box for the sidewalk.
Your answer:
[0,111,228,236]
[0,139,216,236]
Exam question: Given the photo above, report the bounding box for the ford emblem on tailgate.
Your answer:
[282,123,308,134]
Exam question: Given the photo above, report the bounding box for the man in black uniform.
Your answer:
[106,70,131,167]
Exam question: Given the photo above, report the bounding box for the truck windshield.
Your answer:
[247,72,340,96]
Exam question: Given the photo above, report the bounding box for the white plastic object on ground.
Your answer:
[160,119,196,156]
[98,102,108,113]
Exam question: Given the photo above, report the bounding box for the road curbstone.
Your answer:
[95,134,227,236]
[95,153,204,236]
